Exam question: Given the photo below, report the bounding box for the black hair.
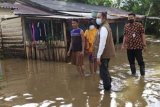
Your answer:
[72,19,79,23]
[88,22,95,26]
[128,13,136,17]
[101,11,107,19]
[87,22,95,29]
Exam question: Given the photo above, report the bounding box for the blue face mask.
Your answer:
[96,18,102,25]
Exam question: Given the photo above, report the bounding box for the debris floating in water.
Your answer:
[4,95,18,101]
[23,93,32,97]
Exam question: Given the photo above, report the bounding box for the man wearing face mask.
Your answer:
[121,13,146,76]
[93,12,115,90]
[84,22,98,74]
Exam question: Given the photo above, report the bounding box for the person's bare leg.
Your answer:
[80,65,85,77]
[94,61,97,73]
[76,66,84,77]
[89,62,94,74]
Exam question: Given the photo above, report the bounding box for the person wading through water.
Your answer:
[121,13,147,76]
[84,21,98,74]
[67,19,85,77]
[93,12,116,90]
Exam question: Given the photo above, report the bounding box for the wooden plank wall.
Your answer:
[1,17,25,57]
[25,40,66,61]
[24,19,67,62]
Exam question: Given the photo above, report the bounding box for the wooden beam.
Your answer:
[116,23,119,44]
[63,21,67,61]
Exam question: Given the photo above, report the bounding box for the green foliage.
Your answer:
[67,0,112,6]
[112,0,160,37]
[115,0,150,15]
[149,0,160,17]
[146,19,160,38]
[87,0,112,6]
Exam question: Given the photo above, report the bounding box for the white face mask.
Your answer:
[89,25,95,30]
[96,18,102,25]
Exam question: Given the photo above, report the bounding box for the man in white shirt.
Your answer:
[94,12,115,90]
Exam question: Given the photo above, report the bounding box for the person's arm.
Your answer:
[80,30,85,54]
[67,39,72,56]
[121,25,127,49]
[97,27,108,64]
[84,30,89,51]
[121,36,126,49]
[142,33,147,51]
[140,23,147,51]
[67,32,72,56]
[140,24,146,46]
[142,33,146,46]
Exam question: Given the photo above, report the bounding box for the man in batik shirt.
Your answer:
[122,13,147,76]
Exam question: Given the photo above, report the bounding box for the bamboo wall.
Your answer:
[1,17,25,57]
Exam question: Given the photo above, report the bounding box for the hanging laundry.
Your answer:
[31,22,35,42]
[35,22,41,41]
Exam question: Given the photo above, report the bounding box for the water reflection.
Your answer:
[142,80,160,107]
[0,41,160,107]
[0,62,3,81]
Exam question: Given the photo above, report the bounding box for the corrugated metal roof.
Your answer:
[60,11,126,19]
[12,2,90,19]
[39,15,88,19]
[0,3,17,9]
[14,2,53,15]
[20,0,129,16]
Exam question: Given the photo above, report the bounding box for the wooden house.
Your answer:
[0,3,17,52]
[0,0,144,61]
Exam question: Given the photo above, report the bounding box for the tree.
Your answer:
[67,0,112,6]
[87,0,112,6]
[112,0,160,37]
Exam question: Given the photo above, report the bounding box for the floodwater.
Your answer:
[0,39,160,107]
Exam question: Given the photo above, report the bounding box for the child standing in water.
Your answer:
[84,22,98,74]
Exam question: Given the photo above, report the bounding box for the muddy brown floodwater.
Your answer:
[0,39,160,107]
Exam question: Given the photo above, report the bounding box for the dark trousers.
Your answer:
[127,49,145,75]
[100,58,111,90]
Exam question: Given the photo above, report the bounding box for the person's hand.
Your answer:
[80,51,84,56]
[143,46,147,52]
[97,58,101,65]
[67,51,70,56]
[121,44,126,51]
